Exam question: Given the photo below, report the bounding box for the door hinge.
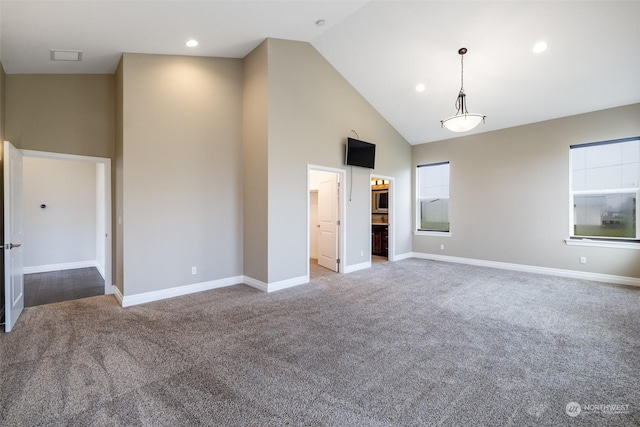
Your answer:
[337,220,341,226]
[337,258,340,264]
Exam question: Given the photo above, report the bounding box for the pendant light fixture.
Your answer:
[440,47,486,132]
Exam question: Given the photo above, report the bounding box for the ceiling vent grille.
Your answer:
[50,49,83,61]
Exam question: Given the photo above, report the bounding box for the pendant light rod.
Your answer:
[458,47,467,93]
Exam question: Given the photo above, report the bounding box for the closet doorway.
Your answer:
[308,166,345,279]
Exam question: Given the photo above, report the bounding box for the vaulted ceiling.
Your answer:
[1,1,639,144]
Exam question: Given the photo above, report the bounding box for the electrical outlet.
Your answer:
[192,266,197,275]
[579,257,587,264]
[360,250,364,256]
[440,244,445,250]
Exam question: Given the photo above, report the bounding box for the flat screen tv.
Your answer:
[345,137,376,169]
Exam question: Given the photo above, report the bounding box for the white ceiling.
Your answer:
[1,1,639,145]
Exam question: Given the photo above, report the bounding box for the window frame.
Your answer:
[415,161,451,236]
[568,136,640,247]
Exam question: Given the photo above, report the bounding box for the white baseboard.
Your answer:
[120,275,244,307]
[345,261,371,273]
[242,276,268,292]
[266,275,308,292]
[114,273,311,308]
[411,252,640,287]
[393,252,413,261]
[113,285,124,305]
[243,275,309,292]
[23,260,97,274]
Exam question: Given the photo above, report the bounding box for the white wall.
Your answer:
[23,157,97,269]
[309,170,336,191]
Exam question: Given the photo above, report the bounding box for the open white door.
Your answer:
[318,173,339,272]
[3,141,24,332]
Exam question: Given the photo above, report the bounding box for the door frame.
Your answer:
[21,150,113,294]
[370,174,395,261]
[307,165,346,277]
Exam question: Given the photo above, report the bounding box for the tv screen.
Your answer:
[345,137,376,169]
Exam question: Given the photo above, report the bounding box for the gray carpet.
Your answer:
[1,258,638,426]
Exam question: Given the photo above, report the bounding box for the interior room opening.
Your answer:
[21,151,112,306]
[308,167,344,279]
[371,176,392,263]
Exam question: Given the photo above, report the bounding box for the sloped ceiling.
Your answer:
[1,1,639,144]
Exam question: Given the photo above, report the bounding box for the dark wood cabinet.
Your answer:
[372,225,388,256]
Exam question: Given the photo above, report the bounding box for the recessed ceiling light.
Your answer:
[533,41,547,53]
[315,19,326,27]
[416,83,426,92]
[186,39,198,47]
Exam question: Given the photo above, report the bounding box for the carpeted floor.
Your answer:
[1,258,638,426]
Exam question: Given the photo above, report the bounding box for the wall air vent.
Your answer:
[50,49,83,61]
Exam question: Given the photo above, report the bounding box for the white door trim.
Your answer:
[20,150,113,295]
[370,174,395,261]
[307,165,346,278]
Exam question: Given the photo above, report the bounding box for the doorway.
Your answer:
[308,166,345,279]
[21,150,112,303]
[370,175,394,263]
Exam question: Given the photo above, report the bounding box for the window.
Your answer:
[417,162,450,232]
[570,137,639,241]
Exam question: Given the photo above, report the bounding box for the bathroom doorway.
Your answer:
[371,175,394,262]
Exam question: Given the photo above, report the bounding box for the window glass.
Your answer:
[571,138,639,240]
[418,162,450,232]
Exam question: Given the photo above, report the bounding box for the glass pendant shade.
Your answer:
[441,112,485,132]
[440,48,485,132]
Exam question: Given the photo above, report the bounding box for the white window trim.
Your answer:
[572,188,639,196]
[564,238,640,250]
[416,162,451,234]
[415,230,451,237]
[569,137,640,242]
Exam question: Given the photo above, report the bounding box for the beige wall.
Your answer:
[4,43,633,302]
[0,64,5,141]
[266,39,412,282]
[119,53,244,296]
[413,103,640,278]
[242,41,269,283]
[4,75,114,158]
[114,58,124,293]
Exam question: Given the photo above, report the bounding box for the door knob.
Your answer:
[8,243,21,249]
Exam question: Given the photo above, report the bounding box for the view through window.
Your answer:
[417,162,450,232]
[570,137,639,241]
